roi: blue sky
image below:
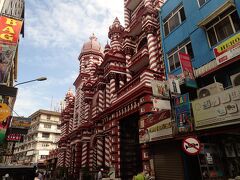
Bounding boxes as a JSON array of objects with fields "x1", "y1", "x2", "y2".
[{"x1": 14, "y1": 0, "x2": 124, "y2": 117}]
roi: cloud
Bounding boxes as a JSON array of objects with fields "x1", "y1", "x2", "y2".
[{"x1": 25, "y1": 0, "x2": 124, "y2": 48}]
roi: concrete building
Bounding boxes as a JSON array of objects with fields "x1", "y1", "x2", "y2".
[
  {"x1": 159, "y1": 0, "x2": 240, "y2": 179},
  {"x1": 14, "y1": 110, "x2": 61, "y2": 166}
]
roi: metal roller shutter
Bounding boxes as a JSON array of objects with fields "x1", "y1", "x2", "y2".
[{"x1": 152, "y1": 142, "x2": 185, "y2": 180}]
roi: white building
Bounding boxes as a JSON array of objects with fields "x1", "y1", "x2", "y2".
[{"x1": 14, "y1": 109, "x2": 61, "y2": 165}]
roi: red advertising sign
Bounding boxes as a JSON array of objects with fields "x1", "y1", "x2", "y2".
[
  {"x1": 179, "y1": 52, "x2": 197, "y2": 88},
  {"x1": 0, "y1": 16, "x2": 23, "y2": 45},
  {"x1": 6, "y1": 133, "x2": 22, "y2": 141}
]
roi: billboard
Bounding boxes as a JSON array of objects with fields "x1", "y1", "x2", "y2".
[
  {"x1": 214, "y1": 33, "x2": 240, "y2": 65},
  {"x1": 139, "y1": 110, "x2": 172, "y2": 143},
  {"x1": 179, "y1": 52, "x2": 197, "y2": 88},
  {"x1": 151, "y1": 80, "x2": 169, "y2": 98},
  {"x1": 174, "y1": 93, "x2": 192, "y2": 133},
  {"x1": 192, "y1": 85, "x2": 240, "y2": 130},
  {"x1": 11, "y1": 116, "x2": 31, "y2": 129}
]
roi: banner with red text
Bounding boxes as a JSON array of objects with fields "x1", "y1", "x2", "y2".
[{"x1": 179, "y1": 52, "x2": 197, "y2": 88}]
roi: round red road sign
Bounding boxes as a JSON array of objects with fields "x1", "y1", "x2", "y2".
[{"x1": 182, "y1": 137, "x2": 200, "y2": 155}]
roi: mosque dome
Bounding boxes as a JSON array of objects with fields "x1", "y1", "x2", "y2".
[{"x1": 81, "y1": 34, "x2": 103, "y2": 54}]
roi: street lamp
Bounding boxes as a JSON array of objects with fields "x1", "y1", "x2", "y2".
[{"x1": 14, "y1": 77, "x2": 47, "y2": 87}]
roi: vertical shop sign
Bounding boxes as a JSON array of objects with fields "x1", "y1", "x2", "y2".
[
  {"x1": 0, "y1": 116, "x2": 10, "y2": 143},
  {"x1": 174, "y1": 93, "x2": 192, "y2": 133},
  {"x1": 179, "y1": 52, "x2": 197, "y2": 88},
  {"x1": 168, "y1": 74, "x2": 181, "y2": 94},
  {"x1": 0, "y1": 16, "x2": 23, "y2": 45}
]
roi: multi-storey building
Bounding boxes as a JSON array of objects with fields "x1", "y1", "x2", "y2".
[
  {"x1": 14, "y1": 110, "x2": 61, "y2": 166},
  {"x1": 0, "y1": 0, "x2": 24, "y2": 162},
  {"x1": 159, "y1": 0, "x2": 240, "y2": 179},
  {"x1": 57, "y1": 0, "x2": 167, "y2": 179}
]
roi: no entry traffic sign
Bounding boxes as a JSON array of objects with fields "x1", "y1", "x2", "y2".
[{"x1": 182, "y1": 137, "x2": 200, "y2": 155}]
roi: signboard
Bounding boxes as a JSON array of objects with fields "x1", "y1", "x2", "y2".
[
  {"x1": 0, "y1": 16, "x2": 23, "y2": 45},
  {"x1": 11, "y1": 116, "x2": 31, "y2": 129},
  {"x1": 179, "y1": 52, "x2": 197, "y2": 88},
  {"x1": 0, "y1": 44, "x2": 17, "y2": 82},
  {"x1": 6, "y1": 133, "x2": 22, "y2": 141},
  {"x1": 0, "y1": 103, "x2": 11, "y2": 121},
  {"x1": 168, "y1": 74, "x2": 181, "y2": 94},
  {"x1": 152, "y1": 98, "x2": 171, "y2": 110},
  {"x1": 174, "y1": 93, "x2": 192, "y2": 133},
  {"x1": 139, "y1": 110, "x2": 172, "y2": 143},
  {"x1": 0, "y1": 116, "x2": 10, "y2": 143},
  {"x1": 192, "y1": 85, "x2": 240, "y2": 130},
  {"x1": 151, "y1": 80, "x2": 169, "y2": 98},
  {"x1": 182, "y1": 137, "x2": 200, "y2": 155},
  {"x1": 214, "y1": 33, "x2": 240, "y2": 65}
]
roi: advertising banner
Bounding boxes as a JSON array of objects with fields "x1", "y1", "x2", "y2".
[
  {"x1": 179, "y1": 52, "x2": 197, "y2": 88},
  {"x1": 0, "y1": 16, "x2": 23, "y2": 45},
  {"x1": 152, "y1": 98, "x2": 171, "y2": 110},
  {"x1": 0, "y1": 116, "x2": 10, "y2": 143},
  {"x1": 11, "y1": 116, "x2": 31, "y2": 129},
  {"x1": 0, "y1": 44, "x2": 17, "y2": 82},
  {"x1": 214, "y1": 33, "x2": 240, "y2": 65},
  {"x1": 174, "y1": 93, "x2": 192, "y2": 133},
  {"x1": 0, "y1": 102, "x2": 11, "y2": 122},
  {"x1": 139, "y1": 110, "x2": 172, "y2": 143},
  {"x1": 192, "y1": 85, "x2": 240, "y2": 130},
  {"x1": 6, "y1": 133, "x2": 22, "y2": 141},
  {"x1": 168, "y1": 74, "x2": 181, "y2": 94},
  {"x1": 151, "y1": 80, "x2": 169, "y2": 98}
]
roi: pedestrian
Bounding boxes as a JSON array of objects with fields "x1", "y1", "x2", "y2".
[
  {"x1": 38, "y1": 171, "x2": 43, "y2": 180},
  {"x1": 133, "y1": 171, "x2": 145, "y2": 180},
  {"x1": 97, "y1": 168, "x2": 103, "y2": 180}
]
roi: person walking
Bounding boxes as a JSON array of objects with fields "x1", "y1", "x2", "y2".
[{"x1": 97, "y1": 168, "x2": 103, "y2": 180}]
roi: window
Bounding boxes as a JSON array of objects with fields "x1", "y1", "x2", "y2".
[
  {"x1": 164, "y1": 6, "x2": 186, "y2": 36},
  {"x1": 42, "y1": 143, "x2": 49, "y2": 147},
  {"x1": 42, "y1": 133, "x2": 50, "y2": 138},
  {"x1": 40, "y1": 155, "x2": 47, "y2": 159},
  {"x1": 198, "y1": 0, "x2": 207, "y2": 7},
  {"x1": 46, "y1": 115, "x2": 51, "y2": 120},
  {"x1": 206, "y1": 8, "x2": 240, "y2": 47},
  {"x1": 167, "y1": 41, "x2": 194, "y2": 72},
  {"x1": 44, "y1": 124, "x2": 51, "y2": 129}
]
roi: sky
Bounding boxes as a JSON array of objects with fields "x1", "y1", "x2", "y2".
[{"x1": 14, "y1": 0, "x2": 124, "y2": 117}]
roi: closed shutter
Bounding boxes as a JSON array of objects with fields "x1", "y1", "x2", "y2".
[{"x1": 152, "y1": 142, "x2": 184, "y2": 180}]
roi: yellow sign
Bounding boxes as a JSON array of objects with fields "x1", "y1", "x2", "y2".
[{"x1": 0, "y1": 103, "x2": 10, "y2": 121}]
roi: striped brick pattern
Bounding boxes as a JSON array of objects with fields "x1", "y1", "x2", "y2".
[
  {"x1": 119, "y1": 80, "x2": 124, "y2": 88},
  {"x1": 110, "y1": 78, "x2": 116, "y2": 103},
  {"x1": 66, "y1": 144, "x2": 71, "y2": 168},
  {"x1": 126, "y1": 54, "x2": 132, "y2": 82},
  {"x1": 98, "y1": 90, "x2": 104, "y2": 112},
  {"x1": 89, "y1": 147, "x2": 94, "y2": 171},
  {"x1": 57, "y1": 150, "x2": 65, "y2": 167},
  {"x1": 105, "y1": 136, "x2": 111, "y2": 167},
  {"x1": 147, "y1": 33, "x2": 158, "y2": 71},
  {"x1": 93, "y1": 146, "x2": 97, "y2": 170},
  {"x1": 96, "y1": 137, "x2": 104, "y2": 167},
  {"x1": 144, "y1": 0, "x2": 152, "y2": 7},
  {"x1": 124, "y1": 0, "x2": 130, "y2": 27},
  {"x1": 106, "y1": 84, "x2": 111, "y2": 108},
  {"x1": 81, "y1": 142, "x2": 88, "y2": 167},
  {"x1": 111, "y1": 37, "x2": 122, "y2": 50}
]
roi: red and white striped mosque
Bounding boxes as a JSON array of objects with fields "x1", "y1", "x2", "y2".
[{"x1": 57, "y1": 0, "x2": 165, "y2": 179}]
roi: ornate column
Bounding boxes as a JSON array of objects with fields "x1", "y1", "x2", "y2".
[
  {"x1": 144, "y1": 25, "x2": 159, "y2": 72},
  {"x1": 98, "y1": 84, "x2": 105, "y2": 112},
  {"x1": 104, "y1": 135, "x2": 112, "y2": 168},
  {"x1": 123, "y1": 37, "x2": 134, "y2": 82},
  {"x1": 109, "y1": 73, "x2": 116, "y2": 103},
  {"x1": 74, "y1": 143, "x2": 82, "y2": 176},
  {"x1": 124, "y1": 0, "x2": 131, "y2": 27},
  {"x1": 96, "y1": 136, "x2": 104, "y2": 168},
  {"x1": 81, "y1": 142, "x2": 89, "y2": 167},
  {"x1": 106, "y1": 83, "x2": 111, "y2": 108}
]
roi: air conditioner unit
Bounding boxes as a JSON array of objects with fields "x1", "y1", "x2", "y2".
[
  {"x1": 197, "y1": 82, "x2": 224, "y2": 99},
  {"x1": 230, "y1": 72, "x2": 240, "y2": 87}
]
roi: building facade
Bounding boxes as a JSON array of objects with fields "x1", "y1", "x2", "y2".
[
  {"x1": 57, "y1": 0, "x2": 166, "y2": 179},
  {"x1": 160, "y1": 0, "x2": 240, "y2": 179},
  {"x1": 0, "y1": 0, "x2": 24, "y2": 162},
  {"x1": 13, "y1": 110, "x2": 61, "y2": 166}
]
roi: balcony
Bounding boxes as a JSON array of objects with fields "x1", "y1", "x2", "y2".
[
  {"x1": 37, "y1": 127, "x2": 61, "y2": 134},
  {"x1": 125, "y1": 0, "x2": 142, "y2": 11},
  {"x1": 129, "y1": 46, "x2": 149, "y2": 73}
]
